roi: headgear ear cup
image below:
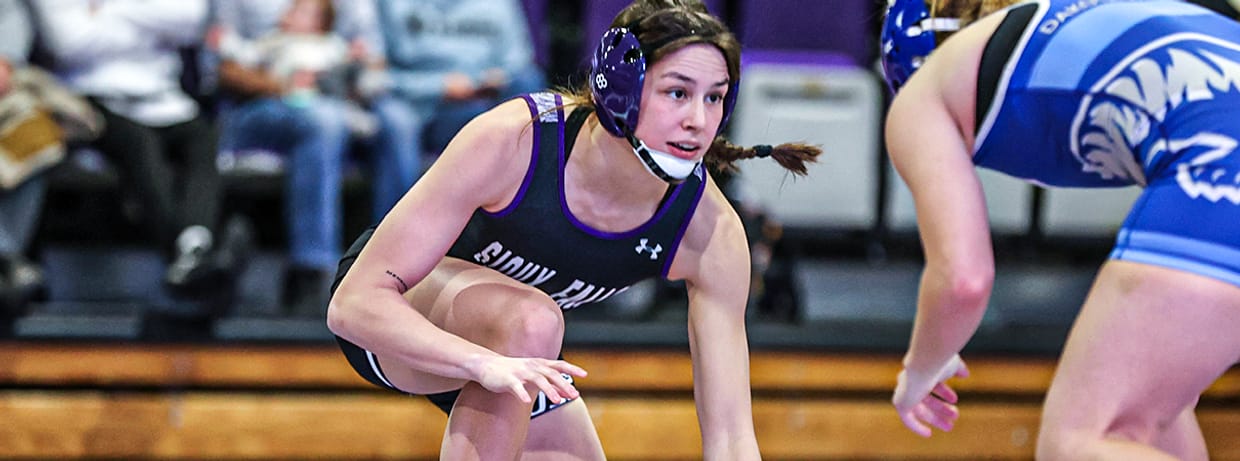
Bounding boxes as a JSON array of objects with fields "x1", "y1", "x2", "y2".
[
  {"x1": 590, "y1": 26, "x2": 739, "y2": 137},
  {"x1": 590, "y1": 27, "x2": 646, "y2": 137}
]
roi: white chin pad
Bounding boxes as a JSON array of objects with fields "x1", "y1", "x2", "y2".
[{"x1": 631, "y1": 138, "x2": 699, "y2": 182}]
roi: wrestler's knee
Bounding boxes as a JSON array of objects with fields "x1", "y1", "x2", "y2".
[
  {"x1": 457, "y1": 285, "x2": 565, "y2": 359},
  {"x1": 1037, "y1": 411, "x2": 1170, "y2": 460},
  {"x1": 1037, "y1": 425, "x2": 1090, "y2": 461}
]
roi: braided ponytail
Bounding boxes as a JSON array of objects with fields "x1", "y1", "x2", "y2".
[{"x1": 704, "y1": 137, "x2": 822, "y2": 176}]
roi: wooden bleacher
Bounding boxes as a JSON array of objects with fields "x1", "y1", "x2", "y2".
[{"x1": 1, "y1": 342, "x2": 1238, "y2": 460}]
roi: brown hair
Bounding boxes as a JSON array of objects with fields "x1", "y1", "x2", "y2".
[
  {"x1": 932, "y1": 0, "x2": 1020, "y2": 40},
  {"x1": 294, "y1": 0, "x2": 336, "y2": 33},
  {"x1": 319, "y1": 0, "x2": 336, "y2": 32},
  {"x1": 562, "y1": 0, "x2": 820, "y2": 176}
]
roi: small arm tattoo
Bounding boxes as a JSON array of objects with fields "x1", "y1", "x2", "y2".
[{"x1": 385, "y1": 270, "x2": 410, "y2": 292}]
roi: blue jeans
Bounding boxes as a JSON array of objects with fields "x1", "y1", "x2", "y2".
[
  {"x1": 422, "y1": 66, "x2": 548, "y2": 155},
  {"x1": 0, "y1": 176, "x2": 46, "y2": 255},
  {"x1": 221, "y1": 97, "x2": 349, "y2": 271},
  {"x1": 365, "y1": 96, "x2": 422, "y2": 220}
]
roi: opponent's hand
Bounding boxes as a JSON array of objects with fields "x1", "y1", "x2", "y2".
[
  {"x1": 473, "y1": 356, "x2": 587, "y2": 404},
  {"x1": 893, "y1": 354, "x2": 969, "y2": 437}
]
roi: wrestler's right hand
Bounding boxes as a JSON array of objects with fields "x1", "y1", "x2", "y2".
[{"x1": 472, "y1": 356, "x2": 588, "y2": 404}]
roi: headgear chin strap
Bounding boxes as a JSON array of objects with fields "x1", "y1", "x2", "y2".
[
  {"x1": 880, "y1": 0, "x2": 960, "y2": 93},
  {"x1": 628, "y1": 135, "x2": 699, "y2": 184}
]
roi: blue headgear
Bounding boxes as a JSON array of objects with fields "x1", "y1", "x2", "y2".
[
  {"x1": 589, "y1": 25, "x2": 738, "y2": 183},
  {"x1": 880, "y1": 0, "x2": 960, "y2": 93}
]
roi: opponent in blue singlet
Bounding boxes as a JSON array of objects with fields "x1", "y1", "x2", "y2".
[
  {"x1": 975, "y1": 0, "x2": 1240, "y2": 286},
  {"x1": 881, "y1": 0, "x2": 1240, "y2": 451}
]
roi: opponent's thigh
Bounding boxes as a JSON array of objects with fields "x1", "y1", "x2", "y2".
[{"x1": 1039, "y1": 261, "x2": 1240, "y2": 456}]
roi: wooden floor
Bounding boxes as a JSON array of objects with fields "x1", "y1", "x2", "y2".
[{"x1": 1, "y1": 342, "x2": 1238, "y2": 460}]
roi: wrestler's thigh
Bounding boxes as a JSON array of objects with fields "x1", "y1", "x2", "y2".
[{"x1": 375, "y1": 257, "x2": 562, "y2": 395}]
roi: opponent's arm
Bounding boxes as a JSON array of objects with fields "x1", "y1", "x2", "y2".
[
  {"x1": 885, "y1": 22, "x2": 996, "y2": 436},
  {"x1": 674, "y1": 180, "x2": 761, "y2": 460}
]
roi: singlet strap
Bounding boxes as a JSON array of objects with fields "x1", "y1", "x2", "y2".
[
  {"x1": 484, "y1": 92, "x2": 564, "y2": 217},
  {"x1": 976, "y1": 2, "x2": 1037, "y2": 132}
]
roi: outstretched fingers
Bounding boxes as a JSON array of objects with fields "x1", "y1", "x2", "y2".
[
  {"x1": 542, "y1": 360, "x2": 586, "y2": 401},
  {"x1": 898, "y1": 407, "x2": 933, "y2": 438},
  {"x1": 521, "y1": 359, "x2": 586, "y2": 404},
  {"x1": 919, "y1": 395, "x2": 960, "y2": 431},
  {"x1": 550, "y1": 359, "x2": 588, "y2": 378},
  {"x1": 508, "y1": 382, "x2": 533, "y2": 403},
  {"x1": 477, "y1": 355, "x2": 589, "y2": 404},
  {"x1": 533, "y1": 368, "x2": 572, "y2": 404},
  {"x1": 931, "y1": 381, "x2": 958, "y2": 404},
  {"x1": 898, "y1": 396, "x2": 961, "y2": 437},
  {"x1": 893, "y1": 355, "x2": 971, "y2": 437}
]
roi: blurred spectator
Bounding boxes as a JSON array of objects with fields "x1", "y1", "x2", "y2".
[
  {"x1": 376, "y1": 0, "x2": 546, "y2": 155},
  {"x1": 211, "y1": 0, "x2": 377, "y2": 137},
  {"x1": 31, "y1": 0, "x2": 247, "y2": 307},
  {"x1": 211, "y1": 0, "x2": 418, "y2": 316},
  {"x1": 0, "y1": 0, "x2": 103, "y2": 315},
  {"x1": 0, "y1": 1, "x2": 33, "y2": 62}
]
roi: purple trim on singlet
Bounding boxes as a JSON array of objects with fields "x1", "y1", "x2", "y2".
[
  {"x1": 484, "y1": 94, "x2": 563, "y2": 217},
  {"x1": 556, "y1": 138, "x2": 691, "y2": 240},
  {"x1": 558, "y1": 117, "x2": 694, "y2": 239},
  {"x1": 660, "y1": 172, "x2": 707, "y2": 277}
]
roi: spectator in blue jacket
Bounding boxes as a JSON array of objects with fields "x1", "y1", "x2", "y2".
[{"x1": 376, "y1": 0, "x2": 546, "y2": 157}]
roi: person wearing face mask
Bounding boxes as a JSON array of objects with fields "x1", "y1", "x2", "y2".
[{"x1": 326, "y1": 1, "x2": 821, "y2": 459}]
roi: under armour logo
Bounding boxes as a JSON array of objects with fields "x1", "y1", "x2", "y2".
[
  {"x1": 594, "y1": 73, "x2": 608, "y2": 89},
  {"x1": 635, "y1": 238, "x2": 662, "y2": 260}
]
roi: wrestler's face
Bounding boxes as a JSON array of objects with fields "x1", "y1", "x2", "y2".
[{"x1": 632, "y1": 43, "x2": 729, "y2": 163}]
